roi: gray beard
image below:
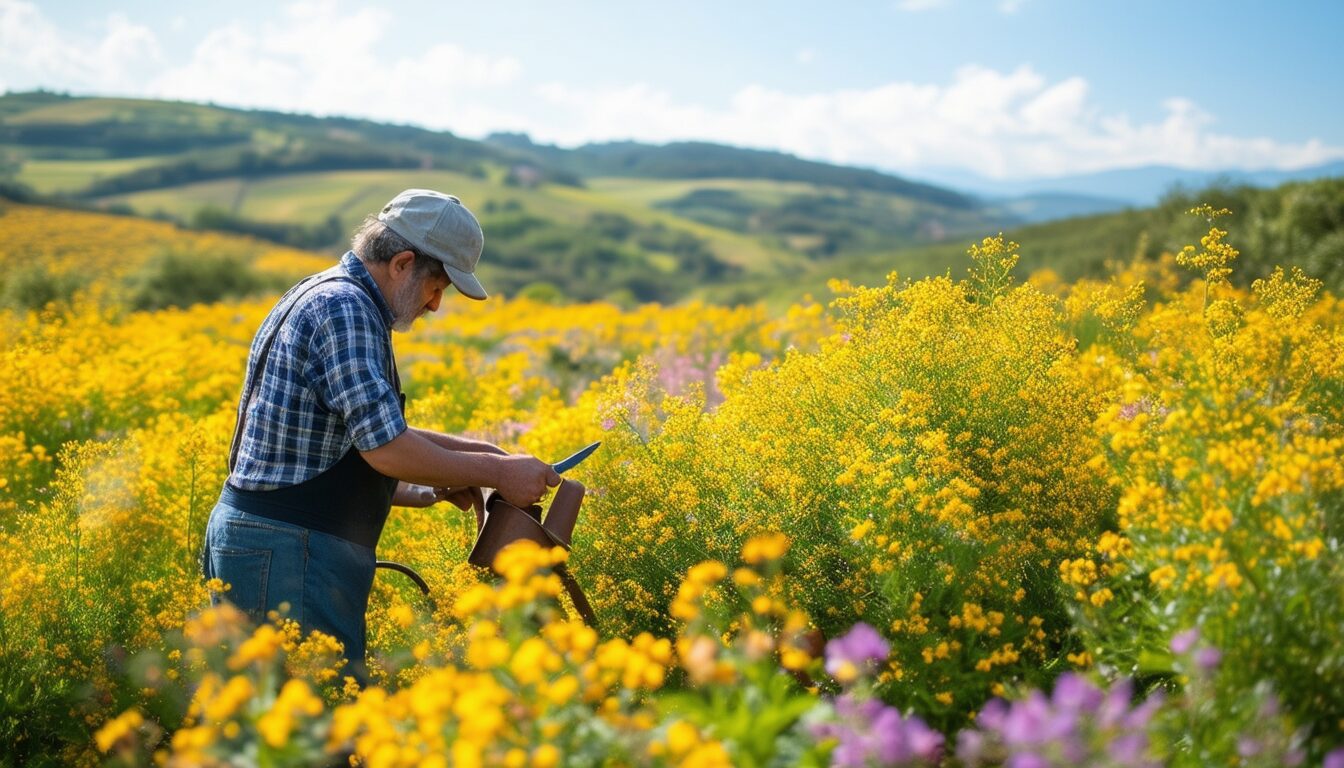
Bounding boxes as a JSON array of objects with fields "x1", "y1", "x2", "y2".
[{"x1": 390, "y1": 274, "x2": 425, "y2": 333}]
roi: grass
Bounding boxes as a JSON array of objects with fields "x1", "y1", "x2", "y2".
[
  {"x1": 95, "y1": 168, "x2": 805, "y2": 276},
  {"x1": 16, "y1": 155, "x2": 181, "y2": 195},
  {"x1": 586, "y1": 177, "x2": 824, "y2": 207},
  {"x1": 3, "y1": 96, "x2": 244, "y2": 129}
]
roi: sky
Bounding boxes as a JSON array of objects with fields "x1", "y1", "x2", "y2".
[{"x1": 3, "y1": 0, "x2": 1342, "y2": 182}]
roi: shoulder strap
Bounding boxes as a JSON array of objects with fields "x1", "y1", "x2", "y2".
[{"x1": 227, "y1": 274, "x2": 399, "y2": 473}]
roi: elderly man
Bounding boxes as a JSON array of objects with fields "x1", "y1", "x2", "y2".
[{"x1": 202, "y1": 189, "x2": 558, "y2": 683}]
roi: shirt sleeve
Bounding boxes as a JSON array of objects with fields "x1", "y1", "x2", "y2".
[{"x1": 301, "y1": 292, "x2": 407, "y2": 451}]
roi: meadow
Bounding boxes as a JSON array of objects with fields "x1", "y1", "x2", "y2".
[{"x1": 0, "y1": 202, "x2": 1341, "y2": 767}]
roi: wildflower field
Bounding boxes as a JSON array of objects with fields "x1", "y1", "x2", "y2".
[{"x1": 1, "y1": 202, "x2": 1342, "y2": 767}]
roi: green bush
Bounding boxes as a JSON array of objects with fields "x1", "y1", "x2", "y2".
[
  {"x1": 127, "y1": 248, "x2": 282, "y2": 310},
  {"x1": 0, "y1": 264, "x2": 86, "y2": 311}
]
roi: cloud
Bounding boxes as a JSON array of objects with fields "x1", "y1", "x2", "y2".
[
  {"x1": 529, "y1": 65, "x2": 1344, "y2": 178},
  {"x1": 998, "y1": 0, "x2": 1028, "y2": 14},
  {"x1": 0, "y1": 0, "x2": 524, "y2": 134},
  {"x1": 894, "y1": 0, "x2": 950, "y2": 10},
  {"x1": 0, "y1": 0, "x2": 162, "y2": 92},
  {"x1": 146, "y1": 1, "x2": 523, "y2": 133},
  {"x1": 2, "y1": 0, "x2": 1338, "y2": 179}
]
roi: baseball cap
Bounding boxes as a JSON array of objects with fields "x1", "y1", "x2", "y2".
[{"x1": 378, "y1": 189, "x2": 488, "y2": 300}]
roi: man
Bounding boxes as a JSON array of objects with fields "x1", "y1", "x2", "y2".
[{"x1": 202, "y1": 189, "x2": 559, "y2": 683}]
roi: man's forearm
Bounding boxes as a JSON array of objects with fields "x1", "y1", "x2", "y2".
[
  {"x1": 412, "y1": 427, "x2": 508, "y2": 456},
  {"x1": 364, "y1": 429, "x2": 560, "y2": 509},
  {"x1": 362, "y1": 429, "x2": 501, "y2": 489}
]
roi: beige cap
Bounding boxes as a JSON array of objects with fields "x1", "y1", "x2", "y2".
[{"x1": 378, "y1": 189, "x2": 487, "y2": 300}]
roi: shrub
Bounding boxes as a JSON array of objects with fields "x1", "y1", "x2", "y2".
[{"x1": 127, "y1": 248, "x2": 282, "y2": 310}]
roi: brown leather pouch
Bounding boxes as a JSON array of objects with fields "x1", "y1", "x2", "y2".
[{"x1": 468, "y1": 479, "x2": 597, "y2": 625}]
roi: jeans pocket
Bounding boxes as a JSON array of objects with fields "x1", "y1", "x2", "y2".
[{"x1": 210, "y1": 546, "x2": 271, "y2": 622}]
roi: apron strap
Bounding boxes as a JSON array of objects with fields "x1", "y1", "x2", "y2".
[{"x1": 228, "y1": 274, "x2": 399, "y2": 474}]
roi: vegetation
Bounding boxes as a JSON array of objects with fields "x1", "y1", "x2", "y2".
[
  {"x1": 1, "y1": 201, "x2": 1342, "y2": 765},
  {"x1": 5, "y1": 93, "x2": 1340, "y2": 312},
  {"x1": 0, "y1": 203, "x2": 327, "y2": 312},
  {"x1": 486, "y1": 134, "x2": 974, "y2": 208},
  {"x1": 742, "y1": 176, "x2": 1344, "y2": 305}
]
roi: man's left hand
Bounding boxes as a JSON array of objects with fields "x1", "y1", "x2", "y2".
[
  {"x1": 393, "y1": 481, "x2": 482, "y2": 510},
  {"x1": 438, "y1": 485, "x2": 484, "y2": 512}
]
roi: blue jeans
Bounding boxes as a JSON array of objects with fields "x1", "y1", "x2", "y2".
[{"x1": 202, "y1": 503, "x2": 376, "y2": 685}]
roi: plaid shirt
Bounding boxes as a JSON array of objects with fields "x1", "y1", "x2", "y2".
[{"x1": 229, "y1": 251, "x2": 407, "y2": 490}]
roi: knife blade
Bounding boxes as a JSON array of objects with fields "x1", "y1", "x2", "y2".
[{"x1": 552, "y1": 441, "x2": 601, "y2": 475}]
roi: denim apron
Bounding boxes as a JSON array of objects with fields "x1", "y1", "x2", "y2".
[{"x1": 203, "y1": 274, "x2": 402, "y2": 685}]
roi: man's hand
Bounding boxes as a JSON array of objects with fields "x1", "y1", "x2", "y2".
[
  {"x1": 439, "y1": 485, "x2": 484, "y2": 512},
  {"x1": 363, "y1": 431, "x2": 557, "y2": 509},
  {"x1": 494, "y1": 454, "x2": 561, "y2": 508},
  {"x1": 392, "y1": 481, "x2": 485, "y2": 512},
  {"x1": 392, "y1": 481, "x2": 441, "y2": 508}
]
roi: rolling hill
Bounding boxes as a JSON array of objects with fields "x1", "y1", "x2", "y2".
[
  {"x1": 2, "y1": 91, "x2": 1341, "y2": 306},
  {"x1": 0, "y1": 91, "x2": 1016, "y2": 303}
]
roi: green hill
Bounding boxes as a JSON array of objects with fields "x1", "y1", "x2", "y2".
[
  {"x1": 2, "y1": 91, "x2": 1340, "y2": 306},
  {"x1": 730, "y1": 177, "x2": 1344, "y2": 306}
]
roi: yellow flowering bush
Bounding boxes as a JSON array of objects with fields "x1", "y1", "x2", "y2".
[
  {"x1": 1069, "y1": 209, "x2": 1344, "y2": 749},
  {"x1": 576, "y1": 236, "x2": 1112, "y2": 727},
  {"x1": 95, "y1": 538, "x2": 828, "y2": 767},
  {"x1": 2, "y1": 201, "x2": 1343, "y2": 762}
]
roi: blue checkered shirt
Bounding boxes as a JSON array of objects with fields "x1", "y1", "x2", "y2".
[{"x1": 228, "y1": 251, "x2": 407, "y2": 490}]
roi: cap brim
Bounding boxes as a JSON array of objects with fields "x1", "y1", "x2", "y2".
[{"x1": 442, "y1": 262, "x2": 487, "y2": 300}]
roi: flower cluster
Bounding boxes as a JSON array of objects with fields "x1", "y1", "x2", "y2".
[{"x1": 955, "y1": 674, "x2": 1163, "y2": 767}]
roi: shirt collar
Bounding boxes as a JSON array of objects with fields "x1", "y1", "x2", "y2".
[{"x1": 340, "y1": 251, "x2": 396, "y2": 329}]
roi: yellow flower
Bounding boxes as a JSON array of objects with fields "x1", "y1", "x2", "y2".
[
  {"x1": 741, "y1": 533, "x2": 790, "y2": 565},
  {"x1": 94, "y1": 708, "x2": 143, "y2": 753},
  {"x1": 532, "y1": 744, "x2": 560, "y2": 768}
]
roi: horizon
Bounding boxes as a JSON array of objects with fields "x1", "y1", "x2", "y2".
[{"x1": 3, "y1": 0, "x2": 1342, "y2": 184}]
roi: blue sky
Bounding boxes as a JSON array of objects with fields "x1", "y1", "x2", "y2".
[{"x1": 3, "y1": 0, "x2": 1341, "y2": 180}]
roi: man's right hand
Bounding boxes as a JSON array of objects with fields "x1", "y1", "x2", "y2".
[{"x1": 494, "y1": 454, "x2": 562, "y2": 508}]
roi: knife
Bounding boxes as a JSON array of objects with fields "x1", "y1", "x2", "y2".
[{"x1": 552, "y1": 441, "x2": 601, "y2": 475}]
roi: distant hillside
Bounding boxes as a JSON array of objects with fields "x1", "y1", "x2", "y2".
[
  {"x1": 0, "y1": 201, "x2": 327, "y2": 312},
  {"x1": 0, "y1": 91, "x2": 1013, "y2": 304},
  {"x1": 919, "y1": 161, "x2": 1344, "y2": 207},
  {"x1": 728, "y1": 175, "x2": 1344, "y2": 306},
  {"x1": 0, "y1": 91, "x2": 573, "y2": 198},
  {"x1": 980, "y1": 192, "x2": 1136, "y2": 224},
  {"x1": 486, "y1": 133, "x2": 974, "y2": 209}
]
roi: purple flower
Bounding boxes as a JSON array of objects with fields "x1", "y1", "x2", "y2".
[
  {"x1": 1006, "y1": 753, "x2": 1049, "y2": 768},
  {"x1": 1052, "y1": 673, "x2": 1105, "y2": 714},
  {"x1": 825, "y1": 623, "x2": 890, "y2": 682},
  {"x1": 956, "y1": 729, "x2": 987, "y2": 763},
  {"x1": 1108, "y1": 733, "x2": 1148, "y2": 763},
  {"x1": 1170, "y1": 628, "x2": 1199, "y2": 655},
  {"x1": 1098, "y1": 678, "x2": 1136, "y2": 728},
  {"x1": 819, "y1": 693, "x2": 942, "y2": 767},
  {"x1": 957, "y1": 676, "x2": 1162, "y2": 768},
  {"x1": 976, "y1": 698, "x2": 1009, "y2": 730},
  {"x1": 1324, "y1": 747, "x2": 1344, "y2": 768},
  {"x1": 1193, "y1": 646, "x2": 1222, "y2": 672},
  {"x1": 1121, "y1": 690, "x2": 1164, "y2": 731}
]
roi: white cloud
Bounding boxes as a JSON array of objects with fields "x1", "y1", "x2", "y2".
[
  {"x1": 0, "y1": 0, "x2": 161, "y2": 93},
  {"x1": 2, "y1": 0, "x2": 1338, "y2": 180},
  {"x1": 895, "y1": 0, "x2": 950, "y2": 11},
  {"x1": 998, "y1": 0, "x2": 1028, "y2": 14},
  {"x1": 146, "y1": 1, "x2": 523, "y2": 132},
  {"x1": 527, "y1": 65, "x2": 1344, "y2": 178}
]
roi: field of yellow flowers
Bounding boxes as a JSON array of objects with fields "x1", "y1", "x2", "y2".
[{"x1": 1, "y1": 202, "x2": 1342, "y2": 767}]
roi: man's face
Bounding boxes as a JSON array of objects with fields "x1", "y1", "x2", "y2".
[{"x1": 390, "y1": 263, "x2": 451, "y2": 332}]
